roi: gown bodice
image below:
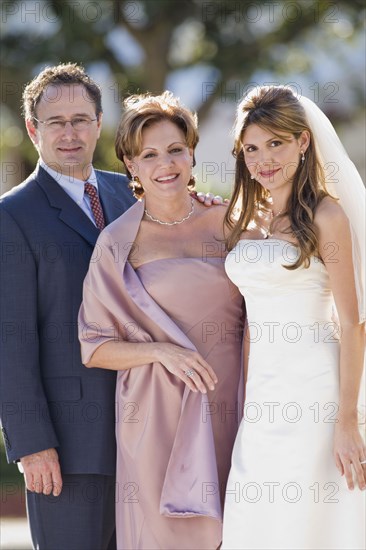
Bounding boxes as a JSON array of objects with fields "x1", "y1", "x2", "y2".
[{"x1": 225, "y1": 239, "x2": 336, "y2": 326}]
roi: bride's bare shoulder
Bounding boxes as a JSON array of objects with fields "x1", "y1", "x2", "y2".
[{"x1": 315, "y1": 196, "x2": 348, "y2": 226}]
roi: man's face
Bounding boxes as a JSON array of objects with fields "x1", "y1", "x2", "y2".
[{"x1": 26, "y1": 84, "x2": 102, "y2": 180}]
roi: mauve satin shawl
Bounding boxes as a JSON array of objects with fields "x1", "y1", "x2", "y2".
[{"x1": 78, "y1": 200, "x2": 222, "y2": 522}]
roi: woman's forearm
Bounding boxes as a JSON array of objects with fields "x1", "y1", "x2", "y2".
[
  {"x1": 86, "y1": 340, "x2": 161, "y2": 371},
  {"x1": 85, "y1": 339, "x2": 218, "y2": 393},
  {"x1": 338, "y1": 323, "x2": 365, "y2": 423}
]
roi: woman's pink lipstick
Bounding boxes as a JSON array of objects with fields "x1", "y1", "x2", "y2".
[{"x1": 258, "y1": 168, "x2": 281, "y2": 178}]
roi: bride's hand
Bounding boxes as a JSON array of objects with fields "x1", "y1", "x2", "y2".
[
  {"x1": 154, "y1": 343, "x2": 218, "y2": 394},
  {"x1": 333, "y1": 419, "x2": 366, "y2": 490}
]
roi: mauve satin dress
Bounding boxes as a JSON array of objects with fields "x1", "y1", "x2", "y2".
[{"x1": 79, "y1": 201, "x2": 244, "y2": 549}]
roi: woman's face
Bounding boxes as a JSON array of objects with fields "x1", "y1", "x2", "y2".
[
  {"x1": 241, "y1": 124, "x2": 309, "y2": 193},
  {"x1": 125, "y1": 119, "x2": 193, "y2": 199}
]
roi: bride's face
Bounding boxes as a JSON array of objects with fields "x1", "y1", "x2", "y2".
[
  {"x1": 241, "y1": 124, "x2": 309, "y2": 193},
  {"x1": 125, "y1": 120, "x2": 193, "y2": 200}
]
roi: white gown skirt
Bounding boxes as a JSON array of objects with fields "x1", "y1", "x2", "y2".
[{"x1": 222, "y1": 327, "x2": 366, "y2": 550}]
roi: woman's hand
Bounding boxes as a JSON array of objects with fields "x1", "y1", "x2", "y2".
[
  {"x1": 155, "y1": 342, "x2": 218, "y2": 393},
  {"x1": 191, "y1": 191, "x2": 229, "y2": 206},
  {"x1": 334, "y1": 418, "x2": 366, "y2": 490}
]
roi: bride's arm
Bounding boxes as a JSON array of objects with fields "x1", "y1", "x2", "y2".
[{"x1": 315, "y1": 197, "x2": 366, "y2": 491}]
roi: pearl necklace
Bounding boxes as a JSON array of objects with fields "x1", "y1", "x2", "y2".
[{"x1": 144, "y1": 198, "x2": 195, "y2": 226}]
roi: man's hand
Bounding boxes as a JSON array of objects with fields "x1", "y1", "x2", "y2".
[
  {"x1": 20, "y1": 448, "x2": 62, "y2": 496},
  {"x1": 191, "y1": 191, "x2": 229, "y2": 206}
]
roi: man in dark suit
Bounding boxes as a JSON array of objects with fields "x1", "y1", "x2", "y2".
[{"x1": 0, "y1": 63, "x2": 135, "y2": 549}]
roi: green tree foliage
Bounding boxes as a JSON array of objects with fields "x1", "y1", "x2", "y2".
[{"x1": 0, "y1": 0, "x2": 364, "y2": 182}]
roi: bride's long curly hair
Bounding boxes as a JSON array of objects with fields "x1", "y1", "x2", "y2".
[{"x1": 224, "y1": 86, "x2": 332, "y2": 269}]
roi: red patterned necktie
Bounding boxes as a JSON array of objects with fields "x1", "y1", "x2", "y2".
[{"x1": 84, "y1": 182, "x2": 106, "y2": 231}]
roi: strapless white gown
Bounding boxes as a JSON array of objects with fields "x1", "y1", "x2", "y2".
[{"x1": 222, "y1": 239, "x2": 366, "y2": 550}]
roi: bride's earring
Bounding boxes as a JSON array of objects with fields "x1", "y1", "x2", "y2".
[{"x1": 301, "y1": 150, "x2": 305, "y2": 163}]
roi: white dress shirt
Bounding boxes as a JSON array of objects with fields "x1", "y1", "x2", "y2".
[{"x1": 39, "y1": 159, "x2": 100, "y2": 226}]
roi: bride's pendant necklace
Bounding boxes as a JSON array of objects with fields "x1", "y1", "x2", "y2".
[
  {"x1": 144, "y1": 198, "x2": 195, "y2": 226},
  {"x1": 263, "y1": 208, "x2": 284, "y2": 239}
]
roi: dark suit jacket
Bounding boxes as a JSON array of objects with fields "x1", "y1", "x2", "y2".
[{"x1": 0, "y1": 165, "x2": 135, "y2": 474}]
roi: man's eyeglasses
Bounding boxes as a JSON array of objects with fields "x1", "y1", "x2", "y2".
[{"x1": 33, "y1": 117, "x2": 98, "y2": 131}]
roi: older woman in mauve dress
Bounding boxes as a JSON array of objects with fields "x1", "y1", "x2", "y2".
[{"x1": 78, "y1": 91, "x2": 245, "y2": 550}]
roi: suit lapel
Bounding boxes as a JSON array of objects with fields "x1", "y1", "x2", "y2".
[
  {"x1": 96, "y1": 171, "x2": 128, "y2": 225},
  {"x1": 35, "y1": 166, "x2": 99, "y2": 246}
]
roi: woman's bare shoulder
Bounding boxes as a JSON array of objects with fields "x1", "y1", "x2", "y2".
[{"x1": 315, "y1": 196, "x2": 348, "y2": 226}]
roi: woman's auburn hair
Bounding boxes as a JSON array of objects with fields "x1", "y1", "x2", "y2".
[
  {"x1": 224, "y1": 86, "x2": 332, "y2": 270},
  {"x1": 115, "y1": 91, "x2": 199, "y2": 198}
]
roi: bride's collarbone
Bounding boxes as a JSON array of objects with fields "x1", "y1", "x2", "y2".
[{"x1": 240, "y1": 228, "x2": 298, "y2": 246}]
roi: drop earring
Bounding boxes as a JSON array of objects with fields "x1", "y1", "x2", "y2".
[
  {"x1": 301, "y1": 151, "x2": 305, "y2": 163},
  {"x1": 129, "y1": 174, "x2": 144, "y2": 197}
]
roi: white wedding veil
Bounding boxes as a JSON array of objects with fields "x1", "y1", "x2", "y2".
[{"x1": 299, "y1": 95, "x2": 366, "y2": 325}]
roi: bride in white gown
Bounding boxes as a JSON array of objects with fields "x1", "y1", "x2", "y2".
[{"x1": 222, "y1": 86, "x2": 366, "y2": 550}]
